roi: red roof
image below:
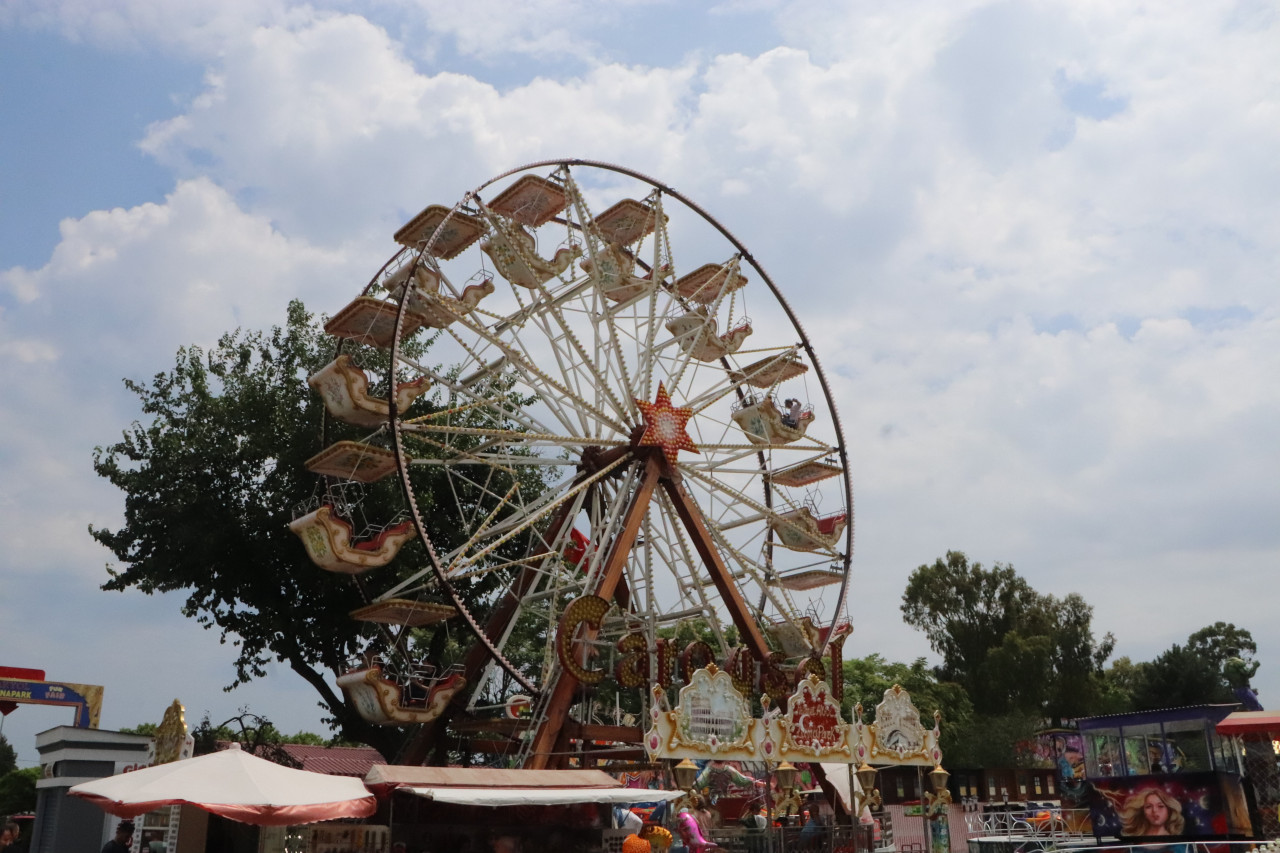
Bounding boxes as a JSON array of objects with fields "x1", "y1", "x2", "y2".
[
  {"x1": 278, "y1": 744, "x2": 387, "y2": 777},
  {"x1": 1217, "y1": 711, "x2": 1280, "y2": 735}
]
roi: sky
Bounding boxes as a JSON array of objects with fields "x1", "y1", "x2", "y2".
[{"x1": 1, "y1": 0, "x2": 1277, "y2": 768}]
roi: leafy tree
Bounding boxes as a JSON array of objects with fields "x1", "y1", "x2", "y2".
[
  {"x1": 1095, "y1": 656, "x2": 1145, "y2": 713},
  {"x1": 0, "y1": 766, "x2": 38, "y2": 816},
  {"x1": 90, "y1": 301, "x2": 549, "y2": 760},
  {"x1": 1188, "y1": 622, "x2": 1259, "y2": 686},
  {"x1": 0, "y1": 734, "x2": 15, "y2": 776},
  {"x1": 901, "y1": 551, "x2": 1113, "y2": 720},
  {"x1": 1131, "y1": 623, "x2": 1259, "y2": 710}
]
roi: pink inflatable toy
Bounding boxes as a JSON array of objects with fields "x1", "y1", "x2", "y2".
[{"x1": 677, "y1": 812, "x2": 721, "y2": 853}]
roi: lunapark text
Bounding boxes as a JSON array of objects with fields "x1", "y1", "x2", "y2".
[{"x1": 555, "y1": 593, "x2": 852, "y2": 704}]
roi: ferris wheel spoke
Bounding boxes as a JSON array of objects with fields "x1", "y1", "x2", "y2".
[
  {"x1": 472, "y1": 200, "x2": 630, "y2": 430},
  {"x1": 451, "y1": 310, "x2": 628, "y2": 437},
  {"x1": 394, "y1": 351, "x2": 556, "y2": 438},
  {"x1": 520, "y1": 276, "x2": 634, "y2": 428},
  {"x1": 682, "y1": 463, "x2": 844, "y2": 567},
  {"x1": 402, "y1": 421, "x2": 623, "y2": 449},
  {"x1": 444, "y1": 454, "x2": 633, "y2": 580}
]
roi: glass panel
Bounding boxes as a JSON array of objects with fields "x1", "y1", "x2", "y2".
[
  {"x1": 1120, "y1": 722, "x2": 1162, "y2": 775},
  {"x1": 1123, "y1": 735, "x2": 1150, "y2": 774},
  {"x1": 1166, "y1": 726, "x2": 1211, "y2": 772},
  {"x1": 1086, "y1": 733, "x2": 1121, "y2": 777}
]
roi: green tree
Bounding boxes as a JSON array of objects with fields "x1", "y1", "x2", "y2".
[
  {"x1": 1188, "y1": 622, "x2": 1259, "y2": 686},
  {"x1": 901, "y1": 551, "x2": 1113, "y2": 720},
  {"x1": 0, "y1": 734, "x2": 15, "y2": 776},
  {"x1": 0, "y1": 766, "x2": 38, "y2": 816},
  {"x1": 90, "y1": 301, "x2": 548, "y2": 760},
  {"x1": 1131, "y1": 623, "x2": 1259, "y2": 710}
]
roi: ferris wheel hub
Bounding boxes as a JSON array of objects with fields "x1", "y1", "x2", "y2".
[{"x1": 633, "y1": 381, "x2": 699, "y2": 466}]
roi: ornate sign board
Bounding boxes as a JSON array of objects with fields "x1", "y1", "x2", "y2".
[
  {"x1": 645, "y1": 667, "x2": 942, "y2": 767},
  {"x1": 148, "y1": 699, "x2": 195, "y2": 765},
  {"x1": 851, "y1": 684, "x2": 943, "y2": 768},
  {"x1": 777, "y1": 675, "x2": 854, "y2": 760},
  {"x1": 645, "y1": 667, "x2": 855, "y2": 763},
  {"x1": 646, "y1": 665, "x2": 764, "y2": 761}
]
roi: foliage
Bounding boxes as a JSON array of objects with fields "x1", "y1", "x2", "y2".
[
  {"x1": 119, "y1": 723, "x2": 158, "y2": 737},
  {"x1": 901, "y1": 551, "x2": 1114, "y2": 721},
  {"x1": 0, "y1": 735, "x2": 14, "y2": 776},
  {"x1": 90, "y1": 305, "x2": 411, "y2": 755},
  {"x1": 1128, "y1": 623, "x2": 1259, "y2": 710},
  {"x1": 190, "y1": 712, "x2": 335, "y2": 766},
  {"x1": 89, "y1": 301, "x2": 394, "y2": 749},
  {"x1": 0, "y1": 766, "x2": 38, "y2": 816},
  {"x1": 1188, "y1": 622, "x2": 1258, "y2": 686},
  {"x1": 90, "y1": 300, "x2": 553, "y2": 760}
]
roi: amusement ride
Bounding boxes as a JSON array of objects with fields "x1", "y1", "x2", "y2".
[{"x1": 290, "y1": 160, "x2": 854, "y2": 769}]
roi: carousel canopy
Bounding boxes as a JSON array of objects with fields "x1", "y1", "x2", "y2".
[{"x1": 69, "y1": 743, "x2": 376, "y2": 827}]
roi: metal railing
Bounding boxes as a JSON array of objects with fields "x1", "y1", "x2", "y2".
[
  {"x1": 962, "y1": 807, "x2": 1093, "y2": 841},
  {"x1": 704, "y1": 824, "x2": 866, "y2": 853}
]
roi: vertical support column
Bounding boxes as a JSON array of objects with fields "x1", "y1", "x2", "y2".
[{"x1": 524, "y1": 454, "x2": 663, "y2": 769}]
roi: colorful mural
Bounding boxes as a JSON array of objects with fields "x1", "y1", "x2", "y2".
[{"x1": 1089, "y1": 773, "x2": 1252, "y2": 840}]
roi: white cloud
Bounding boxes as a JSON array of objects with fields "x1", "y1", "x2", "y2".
[{"x1": 2, "y1": 0, "x2": 1279, "y2": 758}]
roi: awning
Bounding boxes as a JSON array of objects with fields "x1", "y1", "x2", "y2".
[
  {"x1": 403, "y1": 786, "x2": 684, "y2": 807},
  {"x1": 68, "y1": 743, "x2": 376, "y2": 827},
  {"x1": 1217, "y1": 711, "x2": 1280, "y2": 735}
]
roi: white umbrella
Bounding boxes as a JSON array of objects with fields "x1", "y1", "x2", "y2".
[{"x1": 69, "y1": 743, "x2": 377, "y2": 827}]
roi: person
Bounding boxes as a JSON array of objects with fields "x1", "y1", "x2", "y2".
[
  {"x1": 781, "y1": 398, "x2": 801, "y2": 428},
  {"x1": 799, "y1": 810, "x2": 823, "y2": 852},
  {"x1": 1120, "y1": 788, "x2": 1184, "y2": 837},
  {"x1": 101, "y1": 821, "x2": 134, "y2": 853},
  {"x1": 490, "y1": 835, "x2": 520, "y2": 853},
  {"x1": 738, "y1": 809, "x2": 767, "y2": 853},
  {"x1": 0, "y1": 825, "x2": 12, "y2": 850}
]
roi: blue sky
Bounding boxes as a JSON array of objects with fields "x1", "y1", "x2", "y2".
[{"x1": 1, "y1": 0, "x2": 1278, "y2": 768}]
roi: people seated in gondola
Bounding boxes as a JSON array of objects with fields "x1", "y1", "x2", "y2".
[
  {"x1": 782, "y1": 398, "x2": 803, "y2": 428},
  {"x1": 402, "y1": 663, "x2": 438, "y2": 707}
]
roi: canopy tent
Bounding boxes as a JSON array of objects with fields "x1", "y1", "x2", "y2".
[
  {"x1": 1217, "y1": 711, "x2": 1280, "y2": 735},
  {"x1": 366, "y1": 765, "x2": 680, "y2": 807},
  {"x1": 819, "y1": 763, "x2": 871, "y2": 817},
  {"x1": 69, "y1": 743, "x2": 377, "y2": 827}
]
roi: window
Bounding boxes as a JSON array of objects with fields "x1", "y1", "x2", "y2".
[
  {"x1": 1164, "y1": 720, "x2": 1211, "y2": 772},
  {"x1": 1085, "y1": 730, "x2": 1121, "y2": 777}
]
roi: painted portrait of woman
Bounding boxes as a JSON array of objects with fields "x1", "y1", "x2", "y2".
[{"x1": 1120, "y1": 788, "x2": 1186, "y2": 837}]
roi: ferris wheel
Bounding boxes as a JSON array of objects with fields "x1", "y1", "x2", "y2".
[{"x1": 293, "y1": 160, "x2": 854, "y2": 768}]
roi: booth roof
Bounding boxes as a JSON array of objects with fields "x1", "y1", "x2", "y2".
[
  {"x1": 400, "y1": 786, "x2": 683, "y2": 807},
  {"x1": 364, "y1": 766, "x2": 625, "y2": 791},
  {"x1": 1217, "y1": 711, "x2": 1280, "y2": 735}
]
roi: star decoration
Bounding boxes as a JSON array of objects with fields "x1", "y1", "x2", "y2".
[{"x1": 635, "y1": 382, "x2": 699, "y2": 466}]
